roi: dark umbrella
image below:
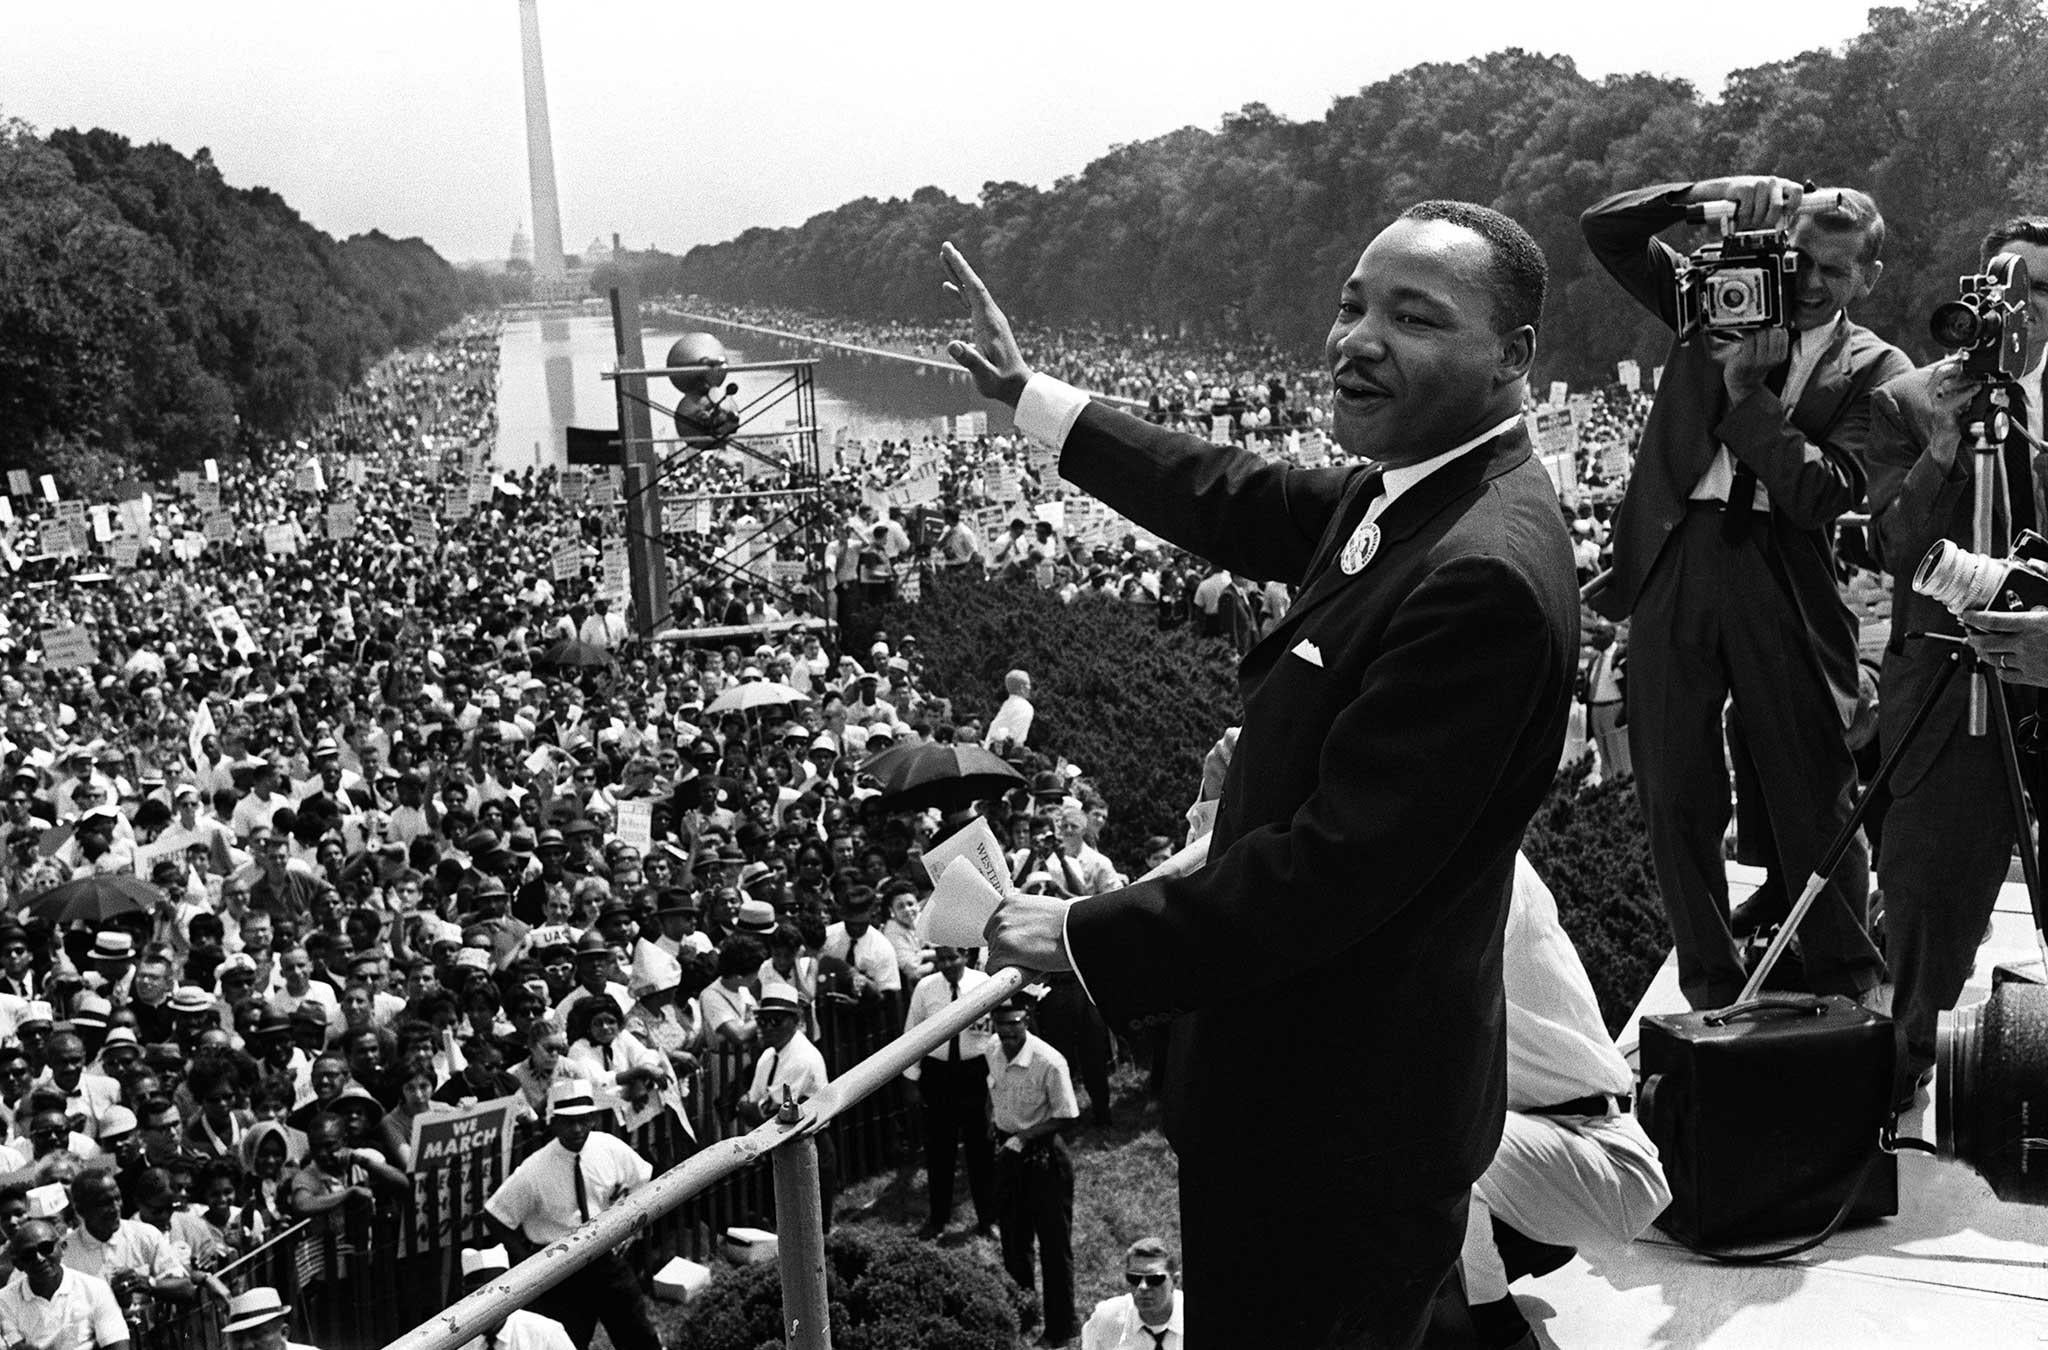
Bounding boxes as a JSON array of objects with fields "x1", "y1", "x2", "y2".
[
  {"x1": 859, "y1": 743, "x2": 1026, "y2": 813},
  {"x1": 540, "y1": 638, "x2": 614, "y2": 669},
  {"x1": 24, "y1": 873, "x2": 161, "y2": 926}
]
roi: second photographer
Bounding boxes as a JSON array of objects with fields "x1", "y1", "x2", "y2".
[{"x1": 1865, "y1": 215, "x2": 2048, "y2": 1110}]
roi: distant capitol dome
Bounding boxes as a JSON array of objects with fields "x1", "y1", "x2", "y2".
[
  {"x1": 583, "y1": 234, "x2": 613, "y2": 262},
  {"x1": 509, "y1": 222, "x2": 533, "y2": 265}
]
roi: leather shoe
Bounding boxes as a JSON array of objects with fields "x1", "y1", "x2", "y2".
[
  {"x1": 916, "y1": 1220, "x2": 945, "y2": 1240},
  {"x1": 1729, "y1": 875, "x2": 1789, "y2": 938}
]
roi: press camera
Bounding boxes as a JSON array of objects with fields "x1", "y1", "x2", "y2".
[
  {"x1": 1929, "y1": 252, "x2": 2032, "y2": 380},
  {"x1": 1673, "y1": 228, "x2": 1801, "y2": 343},
  {"x1": 1671, "y1": 189, "x2": 1846, "y2": 344}
]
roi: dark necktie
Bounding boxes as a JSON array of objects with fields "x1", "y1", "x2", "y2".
[
  {"x1": 1723, "y1": 361, "x2": 1790, "y2": 544},
  {"x1": 571, "y1": 1152, "x2": 589, "y2": 1222},
  {"x1": 2007, "y1": 382, "x2": 2036, "y2": 541},
  {"x1": 946, "y1": 980, "x2": 960, "y2": 1062},
  {"x1": 1147, "y1": 1328, "x2": 1168, "y2": 1349}
]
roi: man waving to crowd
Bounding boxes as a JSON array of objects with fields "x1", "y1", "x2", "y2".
[{"x1": 946, "y1": 196, "x2": 1578, "y2": 1347}]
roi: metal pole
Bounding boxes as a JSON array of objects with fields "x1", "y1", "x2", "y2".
[
  {"x1": 774, "y1": 1094, "x2": 832, "y2": 1350},
  {"x1": 383, "y1": 964, "x2": 1028, "y2": 1350},
  {"x1": 609, "y1": 283, "x2": 668, "y2": 638}
]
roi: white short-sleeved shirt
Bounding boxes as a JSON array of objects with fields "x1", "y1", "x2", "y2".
[
  {"x1": 904, "y1": 970, "x2": 993, "y2": 1069},
  {"x1": 485, "y1": 1132, "x2": 652, "y2": 1246},
  {"x1": 63, "y1": 1218, "x2": 188, "y2": 1285},
  {"x1": 748, "y1": 1032, "x2": 828, "y2": 1112},
  {"x1": 986, "y1": 1033, "x2": 1079, "y2": 1135},
  {"x1": 821, "y1": 925, "x2": 900, "y2": 993},
  {"x1": 0, "y1": 1267, "x2": 129, "y2": 1350},
  {"x1": 1081, "y1": 1290, "x2": 1184, "y2": 1349}
]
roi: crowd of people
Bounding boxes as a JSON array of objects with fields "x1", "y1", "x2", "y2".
[
  {"x1": 0, "y1": 262, "x2": 1677, "y2": 1348},
  {"x1": 0, "y1": 307, "x2": 1277, "y2": 1348}
]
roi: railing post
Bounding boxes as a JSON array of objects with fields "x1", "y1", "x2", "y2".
[{"x1": 774, "y1": 1091, "x2": 833, "y2": 1350}]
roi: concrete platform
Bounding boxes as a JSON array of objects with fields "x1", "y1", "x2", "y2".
[{"x1": 1529, "y1": 867, "x2": 2048, "y2": 1348}]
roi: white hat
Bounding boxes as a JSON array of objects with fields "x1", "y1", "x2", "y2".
[
  {"x1": 630, "y1": 941, "x2": 682, "y2": 997},
  {"x1": 545, "y1": 1078, "x2": 606, "y2": 1119},
  {"x1": 24, "y1": 1183, "x2": 67, "y2": 1221},
  {"x1": 222, "y1": 1287, "x2": 291, "y2": 1335},
  {"x1": 758, "y1": 983, "x2": 802, "y2": 1016},
  {"x1": 461, "y1": 1245, "x2": 512, "y2": 1279}
]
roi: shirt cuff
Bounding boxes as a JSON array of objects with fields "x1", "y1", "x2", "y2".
[
  {"x1": 1061, "y1": 898, "x2": 1098, "y2": 1009},
  {"x1": 1014, "y1": 374, "x2": 1090, "y2": 449}
]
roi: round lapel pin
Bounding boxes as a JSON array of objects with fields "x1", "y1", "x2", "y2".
[{"x1": 1340, "y1": 520, "x2": 1380, "y2": 575}]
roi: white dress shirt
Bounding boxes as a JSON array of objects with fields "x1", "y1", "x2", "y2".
[
  {"x1": 0, "y1": 1267, "x2": 128, "y2": 1350},
  {"x1": 902, "y1": 969, "x2": 994, "y2": 1082},
  {"x1": 485, "y1": 1133, "x2": 652, "y2": 1246},
  {"x1": 1081, "y1": 1290, "x2": 1184, "y2": 1350},
  {"x1": 1689, "y1": 315, "x2": 1840, "y2": 507}
]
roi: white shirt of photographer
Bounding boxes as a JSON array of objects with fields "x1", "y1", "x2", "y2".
[{"x1": 1689, "y1": 314, "x2": 1840, "y2": 507}]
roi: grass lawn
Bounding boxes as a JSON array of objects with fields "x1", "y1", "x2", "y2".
[{"x1": 640, "y1": 1063, "x2": 1180, "y2": 1347}]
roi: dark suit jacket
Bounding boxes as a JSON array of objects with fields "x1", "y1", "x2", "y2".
[
  {"x1": 1582, "y1": 183, "x2": 1912, "y2": 729},
  {"x1": 1866, "y1": 363, "x2": 2037, "y2": 792},
  {"x1": 1058, "y1": 403, "x2": 1579, "y2": 1205}
]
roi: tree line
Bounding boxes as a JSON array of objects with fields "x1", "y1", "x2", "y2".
[
  {"x1": 0, "y1": 119, "x2": 503, "y2": 489},
  {"x1": 640, "y1": 0, "x2": 2048, "y2": 387}
]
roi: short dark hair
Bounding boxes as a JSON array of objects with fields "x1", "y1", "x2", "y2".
[
  {"x1": 1805, "y1": 187, "x2": 1887, "y2": 265},
  {"x1": 1398, "y1": 200, "x2": 1548, "y2": 333},
  {"x1": 1982, "y1": 216, "x2": 2048, "y2": 267}
]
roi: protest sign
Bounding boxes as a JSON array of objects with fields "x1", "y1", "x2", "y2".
[
  {"x1": 40, "y1": 475, "x2": 59, "y2": 503},
  {"x1": 37, "y1": 521, "x2": 74, "y2": 557},
  {"x1": 41, "y1": 626, "x2": 96, "y2": 669},
  {"x1": 615, "y1": 800, "x2": 653, "y2": 853},
  {"x1": 6, "y1": 471, "x2": 29, "y2": 496},
  {"x1": 409, "y1": 1095, "x2": 520, "y2": 1175},
  {"x1": 1616, "y1": 359, "x2": 1641, "y2": 392},
  {"x1": 551, "y1": 542, "x2": 584, "y2": 583},
  {"x1": 1548, "y1": 380, "x2": 1569, "y2": 406},
  {"x1": 263, "y1": 525, "x2": 298, "y2": 557},
  {"x1": 109, "y1": 539, "x2": 141, "y2": 570},
  {"x1": 899, "y1": 569, "x2": 922, "y2": 602},
  {"x1": 201, "y1": 512, "x2": 233, "y2": 544},
  {"x1": 325, "y1": 504, "x2": 358, "y2": 541}
]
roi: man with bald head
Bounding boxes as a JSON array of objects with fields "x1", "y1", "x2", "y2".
[
  {"x1": 0, "y1": 1218, "x2": 131, "y2": 1350},
  {"x1": 950, "y1": 200, "x2": 1578, "y2": 1347}
]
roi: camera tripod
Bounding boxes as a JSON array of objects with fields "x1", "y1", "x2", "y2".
[{"x1": 1742, "y1": 376, "x2": 2048, "y2": 1002}]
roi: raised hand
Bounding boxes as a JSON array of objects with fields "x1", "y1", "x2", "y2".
[{"x1": 941, "y1": 241, "x2": 1034, "y2": 408}]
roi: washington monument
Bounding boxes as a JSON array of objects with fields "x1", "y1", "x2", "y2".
[{"x1": 517, "y1": 0, "x2": 566, "y2": 283}]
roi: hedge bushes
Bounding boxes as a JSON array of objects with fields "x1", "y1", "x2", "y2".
[
  {"x1": 853, "y1": 572, "x2": 1669, "y2": 1028},
  {"x1": 678, "y1": 1225, "x2": 1034, "y2": 1350},
  {"x1": 1521, "y1": 757, "x2": 1670, "y2": 1034},
  {"x1": 850, "y1": 570, "x2": 1241, "y2": 869}
]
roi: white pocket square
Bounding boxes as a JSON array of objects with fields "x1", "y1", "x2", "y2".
[{"x1": 1290, "y1": 639, "x2": 1325, "y2": 668}]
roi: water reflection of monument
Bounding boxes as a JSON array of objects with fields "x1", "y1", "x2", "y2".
[{"x1": 541, "y1": 316, "x2": 575, "y2": 464}]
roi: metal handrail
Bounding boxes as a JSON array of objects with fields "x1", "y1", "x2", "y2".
[{"x1": 383, "y1": 964, "x2": 1027, "y2": 1350}]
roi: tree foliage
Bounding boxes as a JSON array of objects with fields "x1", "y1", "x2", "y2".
[
  {"x1": 647, "y1": 1, "x2": 2048, "y2": 385},
  {"x1": 0, "y1": 117, "x2": 490, "y2": 480}
]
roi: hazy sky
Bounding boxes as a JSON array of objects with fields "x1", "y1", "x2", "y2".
[{"x1": 5, "y1": 0, "x2": 1888, "y2": 265}]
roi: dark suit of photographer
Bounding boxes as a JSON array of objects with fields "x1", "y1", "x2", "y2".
[
  {"x1": 1584, "y1": 177, "x2": 1909, "y2": 1009},
  {"x1": 1866, "y1": 218, "x2": 2048, "y2": 1104}
]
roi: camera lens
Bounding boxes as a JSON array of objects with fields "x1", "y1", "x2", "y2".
[
  {"x1": 1913, "y1": 539, "x2": 2007, "y2": 613},
  {"x1": 1931, "y1": 300, "x2": 1984, "y2": 349},
  {"x1": 1936, "y1": 978, "x2": 2048, "y2": 1205}
]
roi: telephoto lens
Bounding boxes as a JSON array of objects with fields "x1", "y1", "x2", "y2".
[
  {"x1": 1936, "y1": 976, "x2": 2048, "y2": 1205},
  {"x1": 1913, "y1": 539, "x2": 2048, "y2": 615}
]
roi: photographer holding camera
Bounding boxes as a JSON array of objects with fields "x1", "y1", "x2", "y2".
[
  {"x1": 1583, "y1": 176, "x2": 1909, "y2": 1010},
  {"x1": 1865, "y1": 216, "x2": 2048, "y2": 1110}
]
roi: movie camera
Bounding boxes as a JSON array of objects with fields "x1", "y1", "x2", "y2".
[
  {"x1": 1671, "y1": 189, "x2": 1845, "y2": 344},
  {"x1": 1929, "y1": 253, "x2": 2032, "y2": 381}
]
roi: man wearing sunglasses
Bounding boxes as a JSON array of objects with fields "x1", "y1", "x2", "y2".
[
  {"x1": 1080, "y1": 1237, "x2": 1181, "y2": 1350},
  {"x1": 0, "y1": 1219, "x2": 131, "y2": 1350}
]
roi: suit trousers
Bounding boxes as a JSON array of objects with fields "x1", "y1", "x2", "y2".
[
  {"x1": 995, "y1": 1136, "x2": 1076, "y2": 1342},
  {"x1": 1879, "y1": 690, "x2": 2032, "y2": 1084},
  {"x1": 1627, "y1": 511, "x2": 1884, "y2": 1009},
  {"x1": 1459, "y1": 1109, "x2": 1671, "y2": 1303},
  {"x1": 531, "y1": 1248, "x2": 661, "y2": 1350},
  {"x1": 1180, "y1": 1143, "x2": 1468, "y2": 1349},
  {"x1": 918, "y1": 1057, "x2": 994, "y2": 1226},
  {"x1": 1033, "y1": 974, "x2": 1114, "y2": 1124}
]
